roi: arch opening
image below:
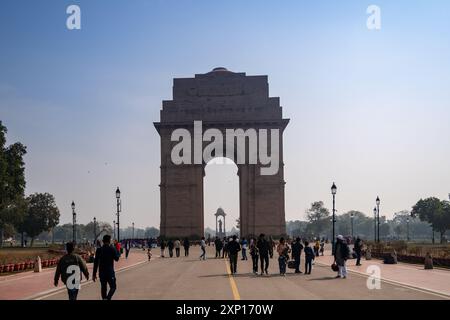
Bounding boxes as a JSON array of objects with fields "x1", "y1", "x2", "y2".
[{"x1": 203, "y1": 157, "x2": 240, "y2": 239}]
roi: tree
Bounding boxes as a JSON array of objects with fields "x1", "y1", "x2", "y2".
[
  {"x1": 21, "y1": 193, "x2": 60, "y2": 246},
  {"x1": 144, "y1": 227, "x2": 160, "y2": 238},
  {"x1": 305, "y1": 201, "x2": 330, "y2": 237},
  {"x1": 0, "y1": 121, "x2": 27, "y2": 246},
  {"x1": 412, "y1": 197, "x2": 450, "y2": 244},
  {"x1": 84, "y1": 221, "x2": 112, "y2": 242}
]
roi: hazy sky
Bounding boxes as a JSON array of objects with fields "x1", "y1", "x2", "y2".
[{"x1": 1, "y1": 0, "x2": 449, "y2": 230}]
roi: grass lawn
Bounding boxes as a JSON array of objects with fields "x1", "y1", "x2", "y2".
[{"x1": 0, "y1": 247, "x2": 63, "y2": 265}]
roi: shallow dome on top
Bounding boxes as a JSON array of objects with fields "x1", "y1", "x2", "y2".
[
  {"x1": 210, "y1": 67, "x2": 231, "y2": 73},
  {"x1": 215, "y1": 207, "x2": 226, "y2": 216}
]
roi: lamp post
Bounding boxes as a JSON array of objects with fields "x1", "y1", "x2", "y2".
[
  {"x1": 350, "y1": 212, "x2": 354, "y2": 239},
  {"x1": 406, "y1": 217, "x2": 410, "y2": 241},
  {"x1": 331, "y1": 182, "x2": 337, "y2": 254},
  {"x1": 113, "y1": 220, "x2": 116, "y2": 240},
  {"x1": 376, "y1": 196, "x2": 380, "y2": 243},
  {"x1": 93, "y1": 217, "x2": 97, "y2": 242},
  {"x1": 71, "y1": 201, "x2": 76, "y2": 243},
  {"x1": 132, "y1": 222, "x2": 135, "y2": 239},
  {"x1": 373, "y1": 207, "x2": 377, "y2": 242},
  {"x1": 116, "y1": 187, "x2": 121, "y2": 242}
]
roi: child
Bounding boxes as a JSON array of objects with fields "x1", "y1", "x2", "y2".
[
  {"x1": 147, "y1": 248, "x2": 152, "y2": 261},
  {"x1": 304, "y1": 241, "x2": 315, "y2": 274}
]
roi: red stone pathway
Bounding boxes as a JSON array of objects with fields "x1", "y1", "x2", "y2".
[
  {"x1": 315, "y1": 251, "x2": 450, "y2": 297},
  {"x1": 0, "y1": 250, "x2": 147, "y2": 300}
]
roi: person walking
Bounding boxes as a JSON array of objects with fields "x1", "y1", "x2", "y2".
[
  {"x1": 174, "y1": 239, "x2": 181, "y2": 257},
  {"x1": 268, "y1": 236, "x2": 274, "y2": 259},
  {"x1": 168, "y1": 239, "x2": 174, "y2": 258},
  {"x1": 354, "y1": 237, "x2": 363, "y2": 266},
  {"x1": 160, "y1": 239, "x2": 166, "y2": 258},
  {"x1": 320, "y1": 239, "x2": 325, "y2": 256},
  {"x1": 241, "y1": 237, "x2": 248, "y2": 260},
  {"x1": 222, "y1": 237, "x2": 229, "y2": 259},
  {"x1": 291, "y1": 237, "x2": 304, "y2": 274},
  {"x1": 334, "y1": 235, "x2": 350, "y2": 279},
  {"x1": 227, "y1": 235, "x2": 241, "y2": 274},
  {"x1": 304, "y1": 241, "x2": 315, "y2": 274},
  {"x1": 214, "y1": 236, "x2": 223, "y2": 258},
  {"x1": 125, "y1": 240, "x2": 131, "y2": 259},
  {"x1": 93, "y1": 235, "x2": 120, "y2": 300},
  {"x1": 199, "y1": 236, "x2": 207, "y2": 260},
  {"x1": 249, "y1": 238, "x2": 259, "y2": 275},
  {"x1": 314, "y1": 238, "x2": 320, "y2": 257},
  {"x1": 183, "y1": 238, "x2": 190, "y2": 256},
  {"x1": 276, "y1": 237, "x2": 290, "y2": 276},
  {"x1": 257, "y1": 234, "x2": 270, "y2": 275},
  {"x1": 54, "y1": 242, "x2": 89, "y2": 300}
]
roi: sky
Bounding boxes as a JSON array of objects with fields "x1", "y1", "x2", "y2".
[{"x1": 1, "y1": 0, "x2": 450, "y2": 231}]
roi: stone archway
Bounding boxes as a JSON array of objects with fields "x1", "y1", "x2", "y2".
[{"x1": 154, "y1": 68, "x2": 289, "y2": 239}]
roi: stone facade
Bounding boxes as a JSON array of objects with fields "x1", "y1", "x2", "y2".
[{"x1": 154, "y1": 68, "x2": 289, "y2": 239}]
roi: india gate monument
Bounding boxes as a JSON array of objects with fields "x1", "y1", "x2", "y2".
[{"x1": 154, "y1": 68, "x2": 289, "y2": 239}]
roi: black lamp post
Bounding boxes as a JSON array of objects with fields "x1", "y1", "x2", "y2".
[
  {"x1": 113, "y1": 220, "x2": 116, "y2": 240},
  {"x1": 376, "y1": 196, "x2": 380, "y2": 243},
  {"x1": 406, "y1": 217, "x2": 410, "y2": 241},
  {"x1": 331, "y1": 182, "x2": 337, "y2": 254},
  {"x1": 116, "y1": 187, "x2": 121, "y2": 242},
  {"x1": 93, "y1": 217, "x2": 97, "y2": 242},
  {"x1": 350, "y1": 212, "x2": 354, "y2": 239},
  {"x1": 71, "y1": 201, "x2": 76, "y2": 243},
  {"x1": 132, "y1": 222, "x2": 135, "y2": 239},
  {"x1": 373, "y1": 207, "x2": 377, "y2": 242}
]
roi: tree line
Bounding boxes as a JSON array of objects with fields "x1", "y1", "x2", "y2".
[{"x1": 286, "y1": 200, "x2": 450, "y2": 243}]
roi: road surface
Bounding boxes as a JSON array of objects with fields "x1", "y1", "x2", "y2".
[{"x1": 39, "y1": 246, "x2": 447, "y2": 300}]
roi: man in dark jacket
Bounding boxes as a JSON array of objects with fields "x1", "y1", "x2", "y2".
[
  {"x1": 334, "y1": 235, "x2": 350, "y2": 279},
  {"x1": 54, "y1": 242, "x2": 89, "y2": 300},
  {"x1": 168, "y1": 239, "x2": 174, "y2": 258},
  {"x1": 183, "y1": 238, "x2": 190, "y2": 256},
  {"x1": 227, "y1": 235, "x2": 241, "y2": 274},
  {"x1": 291, "y1": 237, "x2": 304, "y2": 274},
  {"x1": 214, "y1": 237, "x2": 223, "y2": 258},
  {"x1": 93, "y1": 234, "x2": 120, "y2": 300},
  {"x1": 257, "y1": 234, "x2": 270, "y2": 275},
  {"x1": 354, "y1": 237, "x2": 363, "y2": 266}
]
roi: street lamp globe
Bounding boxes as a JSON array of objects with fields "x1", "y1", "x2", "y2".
[
  {"x1": 71, "y1": 201, "x2": 75, "y2": 210},
  {"x1": 331, "y1": 183, "x2": 337, "y2": 195},
  {"x1": 116, "y1": 187, "x2": 121, "y2": 199},
  {"x1": 376, "y1": 196, "x2": 380, "y2": 206}
]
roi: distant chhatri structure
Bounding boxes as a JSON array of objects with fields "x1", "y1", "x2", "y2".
[{"x1": 215, "y1": 207, "x2": 226, "y2": 238}]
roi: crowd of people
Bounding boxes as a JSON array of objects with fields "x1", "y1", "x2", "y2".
[
  {"x1": 53, "y1": 232, "x2": 363, "y2": 300},
  {"x1": 156, "y1": 233, "x2": 362, "y2": 279}
]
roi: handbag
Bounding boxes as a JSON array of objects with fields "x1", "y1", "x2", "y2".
[
  {"x1": 331, "y1": 262, "x2": 339, "y2": 272},
  {"x1": 287, "y1": 260, "x2": 296, "y2": 269}
]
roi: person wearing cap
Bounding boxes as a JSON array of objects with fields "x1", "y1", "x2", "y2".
[{"x1": 333, "y1": 235, "x2": 350, "y2": 279}]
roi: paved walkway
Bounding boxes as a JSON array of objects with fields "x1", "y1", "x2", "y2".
[
  {"x1": 0, "y1": 250, "x2": 147, "y2": 300},
  {"x1": 315, "y1": 250, "x2": 450, "y2": 297},
  {"x1": 2, "y1": 247, "x2": 449, "y2": 300},
  {"x1": 40, "y1": 247, "x2": 448, "y2": 300}
]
